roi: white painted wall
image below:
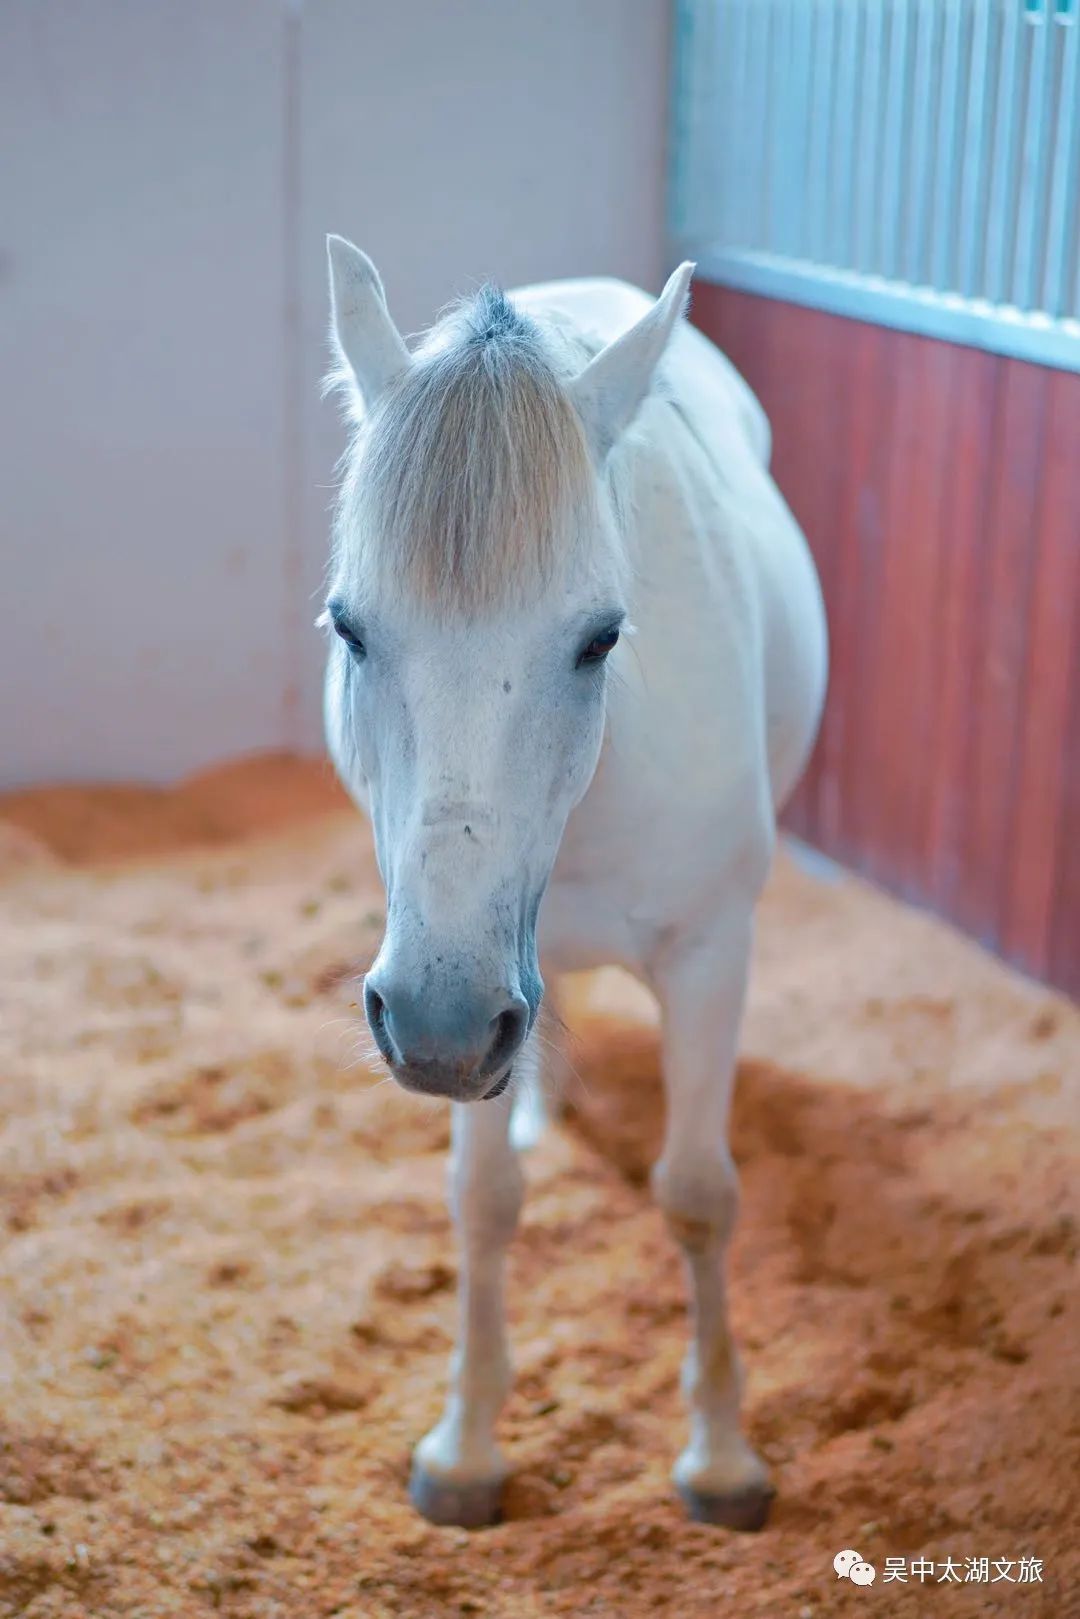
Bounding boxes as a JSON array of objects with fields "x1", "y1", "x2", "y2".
[{"x1": 0, "y1": 0, "x2": 670, "y2": 788}]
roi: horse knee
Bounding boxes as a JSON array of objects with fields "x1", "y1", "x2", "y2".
[{"x1": 653, "y1": 1152, "x2": 739, "y2": 1254}]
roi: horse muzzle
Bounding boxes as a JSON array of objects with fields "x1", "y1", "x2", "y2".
[{"x1": 363, "y1": 973, "x2": 531, "y2": 1102}]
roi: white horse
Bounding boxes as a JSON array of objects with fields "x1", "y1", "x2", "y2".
[{"x1": 322, "y1": 238, "x2": 827, "y2": 1532}]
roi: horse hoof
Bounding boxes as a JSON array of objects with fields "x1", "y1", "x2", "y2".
[
  {"x1": 408, "y1": 1460, "x2": 505, "y2": 1529},
  {"x1": 677, "y1": 1479, "x2": 775, "y2": 1531}
]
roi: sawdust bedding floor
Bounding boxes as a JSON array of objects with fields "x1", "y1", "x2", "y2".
[{"x1": 0, "y1": 757, "x2": 1076, "y2": 1617}]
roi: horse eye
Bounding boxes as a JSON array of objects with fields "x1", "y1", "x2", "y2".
[
  {"x1": 333, "y1": 618, "x2": 365, "y2": 657},
  {"x1": 577, "y1": 626, "x2": 620, "y2": 668}
]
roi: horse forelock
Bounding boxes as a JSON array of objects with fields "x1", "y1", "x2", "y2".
[{"x1": 335, "y1": 287, "x2": 599, "y2": 611}]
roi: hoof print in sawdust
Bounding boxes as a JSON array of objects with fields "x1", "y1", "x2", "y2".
[
  {"x1": 1028, "y1": 1007, "x2": 1059, "y2": 1040},
  {"x1": 0, "y1": 1551, "x2": 96, "y2": 1611},
  {"x1": 4, "y1": 1168, "x2": 80, "y2": 1234},
  {"x1": 372, "y1": 1197, "x2": 447, "y2": 1237},
  {"x1": 1028, "y1": 1212, "x2": 1076, "y2": 1259},
  {"x1": 96, "y1": 1196, "x2": 172, "y2": 1235},
  {"x1": 0, "y1": 1428, "x2": 102, "y2": 1505},
  {"x1": 189, "y1": 1567, "x2": 256, "y2": 1602},
  {"x1": 206, "y1": 1256, "x2": 255, "y2": 1288},
  {"x1": 555, "y1": 1406, "x2": 635, "y2": 1463},
  {"x1": 825, "y1": 1376, "x2": 916, "y2": 1438},
  {"x1": 625, "y1": 1288, "x2": 685, "y2": 1328},
  {"x1": 374, "y1": 1260, "x2": 455, "y2": 1304},
  {"x1": 272, "y1": 1376, "x2": 373, "y2": 1416},
  {"x1": 131, "y1": 1053, "x2": 294, "y2": 1135},
  {"x1": 497, "y1": 1471, "x2": 565, "y2": 1521},
  {"x1": 350, "y1": 1312, "x2": 449, "y2": 1355},
  {"x1": 351, "y1": 1111, "x2": 452, "y2": 1157},
  {"x1": 84, "y1": 955, "x2": 182, "y2": 1011}
]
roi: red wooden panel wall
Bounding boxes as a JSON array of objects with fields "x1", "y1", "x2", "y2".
[{"x1": 692, "y1": 283, "x2": 1080, "y2": 1000}]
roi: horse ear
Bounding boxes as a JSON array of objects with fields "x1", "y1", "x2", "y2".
[
  {"x1": 568, "y1": 262, "x2": 695, "y2": 460},
  {"x1": 326, "y1": 235, "x2": 411, "y2": 412}
]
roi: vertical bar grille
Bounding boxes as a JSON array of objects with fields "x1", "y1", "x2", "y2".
[{"x1": 671, "y1": 0, "x2": 1080, "y2": 371}]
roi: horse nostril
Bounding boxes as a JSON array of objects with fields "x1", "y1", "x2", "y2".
[
  {"x1": 363, "y1": 980, "x2": 393, "y2": 1061},
  {"x1": 484, "y1": 1001, "x2": 529, "y2": 1078}
]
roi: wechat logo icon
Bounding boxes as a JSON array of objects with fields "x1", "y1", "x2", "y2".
[{"x1": 834, "y1": 1549, "x2": 876, "y2": 1586}]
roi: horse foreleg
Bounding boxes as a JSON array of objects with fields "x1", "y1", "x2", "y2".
[
  {"x1": 650, "y1": 912, "x2": 773, "y2": 1530},
  {"x1": 409, "y1": 1085, "x2": 523, "y2": 1528}
]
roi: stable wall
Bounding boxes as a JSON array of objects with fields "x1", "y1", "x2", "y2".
[
  {"x1": 692, "y1": 282, "x2": 1080, "y2": 998},
  {"x1": 1, "y1": 0, "x2": 670, "y2": 788}
]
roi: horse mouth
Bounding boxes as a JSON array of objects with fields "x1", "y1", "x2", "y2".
[{"x1": 482, "y1": 1067, "x2": 513, "y2": 1101}]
